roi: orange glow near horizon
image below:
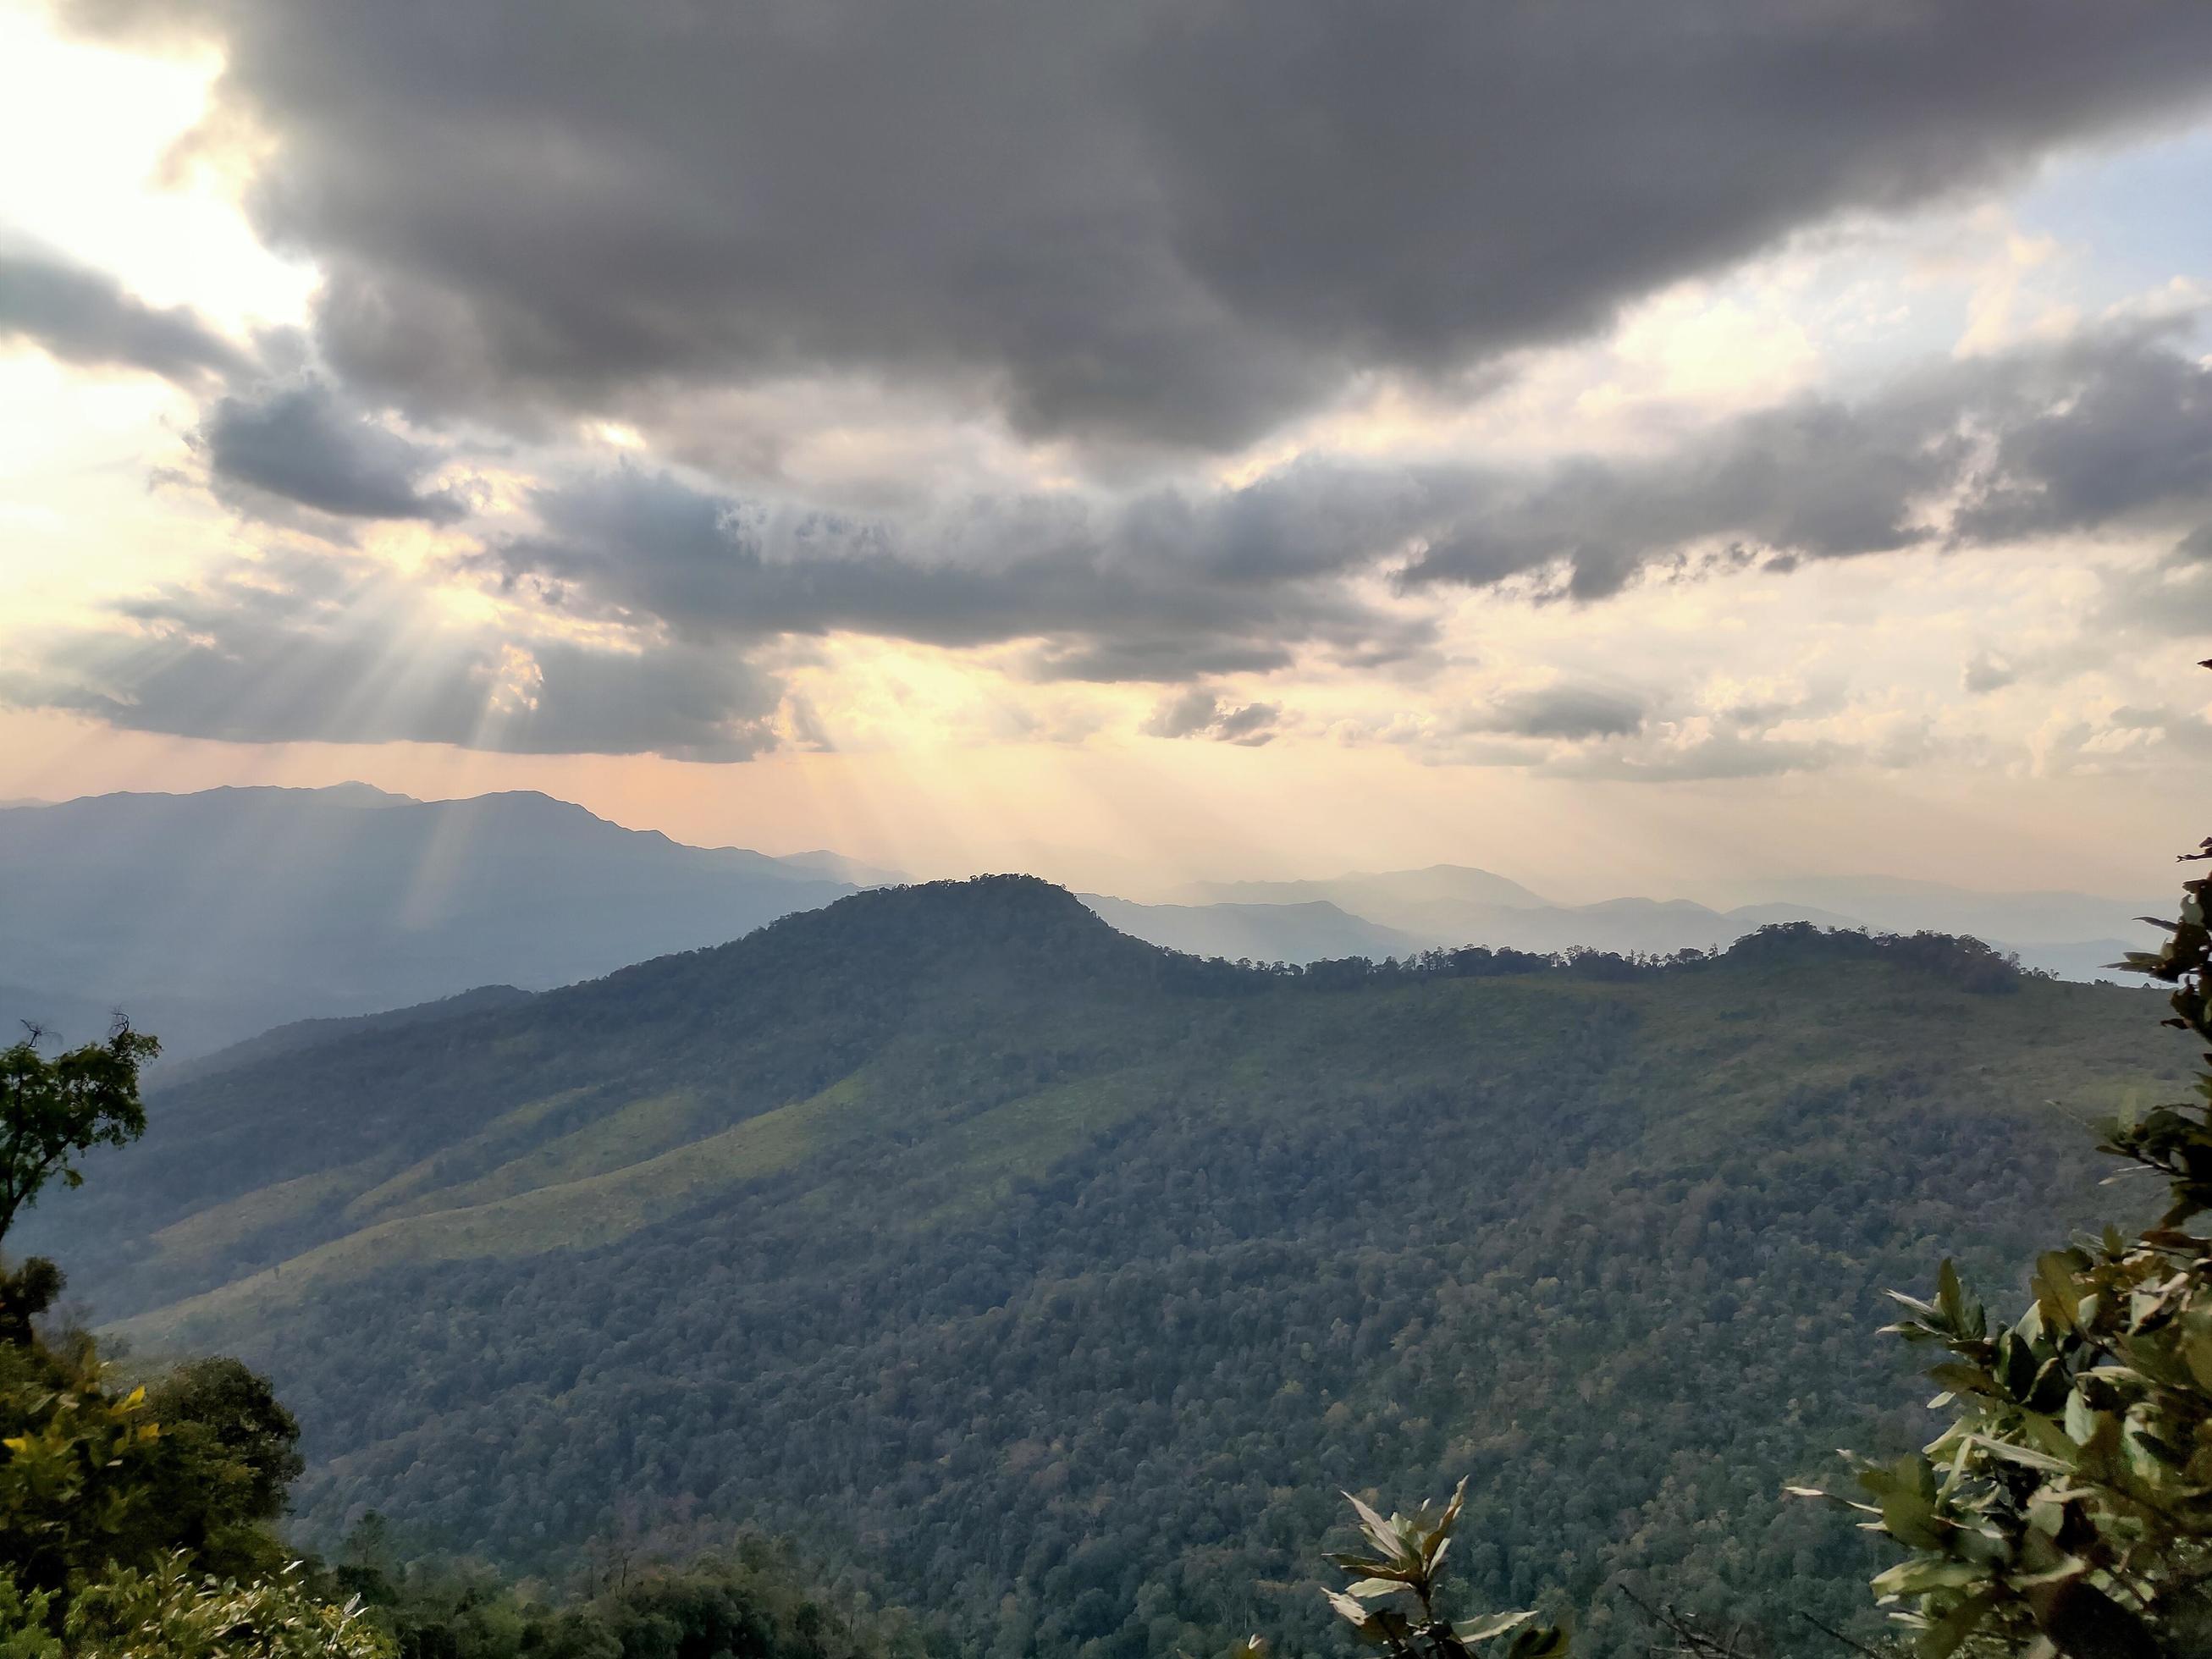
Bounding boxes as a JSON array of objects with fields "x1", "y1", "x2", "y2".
[{"x1": 0, "y1": 706, "x2": 2194, "y2": 906}]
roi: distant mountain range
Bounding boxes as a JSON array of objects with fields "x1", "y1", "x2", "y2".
[
  {"x1": 1077, "y1": 895, "x2": 1426, "y2": 964},
  {"x1": 0, "y1": 785, "x2": 858, "y2": 1056},
  {"x1": 1186, "y1": 864, "x2": 1553, "y2": 912},
  {"x1": 1122, "y1": 865, "x2": 2153, "y2": 981},
  {"x1": 0, "y1": 785, "x2": 2160, "y2": 1059}
]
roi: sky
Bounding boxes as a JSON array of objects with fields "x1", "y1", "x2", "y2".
[{"x1": 2, "y1": 0, "x2": 2209, "y2": 903}]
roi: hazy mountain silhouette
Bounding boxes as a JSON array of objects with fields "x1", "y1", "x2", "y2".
[
  {"x1": 4, "y1": 787, "x2": 2158, "y2": 1069},
  {"x1": 0, "y1": 785, "x2": 858, "y2": 1055},
  {"x1": 1080, "y1": 894, "x2": 1425, "y2": 962}
]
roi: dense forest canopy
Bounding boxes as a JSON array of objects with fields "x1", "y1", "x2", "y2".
[{"x1": 15, "y1": 879, "x2": 2185, "y2": 1657}]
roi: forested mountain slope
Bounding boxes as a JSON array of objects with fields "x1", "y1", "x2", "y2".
[{"x1": 27, "y1": 879, "x2": 2188, "y2": 1658}]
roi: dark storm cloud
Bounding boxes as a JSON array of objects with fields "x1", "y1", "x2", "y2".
[
  {"x1": 2, "y1": 550, "x2": 778, "y2": 761},
  {"x1": 55, "y1": 0, "x2": 2212, "y2": 449},
  {"x1": 200, "y1": 379, "x2": 472, "y2": 522},
  {"x1": 0, "y1": 246, "x2": 252, "y2": 384},
  {"x1": 481, "y1": 465, "x2": 1439, "y2": 683}
]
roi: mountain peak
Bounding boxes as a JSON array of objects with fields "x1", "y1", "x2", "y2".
[{"x1": 748, "y1": 873, "x2": 1114, "y2": 956}]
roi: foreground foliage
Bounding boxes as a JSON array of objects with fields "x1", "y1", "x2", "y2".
[
  {"x1": 1807, "y1": 837, "x2": 2212, "y2": 1656},
  {"x1": 2, "y1": 1556, "x2": 389, "y2": 1659},
  {"x1": 0, "y1": 1022, "x2": 157, "y2": 1245},
  {"x1": 1308, "y1": 1480, "x2": 1569, "y2": 1659}
]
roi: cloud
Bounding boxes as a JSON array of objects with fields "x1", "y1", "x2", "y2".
[
  {"x1": 467, "y1": 326, "x2": 2212, "y2": 692},
  {"x1": 1360, "y1": 699, "x2": 1847, "y2": 781},
  {"x1": 1963, "y1": 652, "x2": 2019, "y2": 695},
  {"x1": 1143, "y1": 689, "x2": 1283, "y2": 746},
  {"x1": 19, "y1": 317, "x2": 2212, "y2": 763},
  {"x1": 0, "y1": 245, "x2": 252, "y2": 384},
  {"x1": 1142, "y1": 688, "x2": 1229, "y2": 740},
  {"x1": 1537, "y1": 729, "x2": 1846, "y2": 783},
  {"x1": 54, "y1": 0, "x2": 2212, "y2": 452},
  {"x1": 2104, "y1": 703, "x2": 2212, "y2": 759},
  {"x1": 1211, "y1": 702, "x2": 1283, "y2": 746},
  {"x1": 1398, "y1": 321, "x2": 2212, "y2": 598},
  {"x1": 2092, "y1": 532, "x2": 2212, "y2": 641},
  {"x1": 1, "y1": 549, "x2": 779, "y2": 760},
  {"x1": 1338, "y1": 669, "x2": 1882, "y2": 781},
  {"x1": 481, "y1": 464, "x2": 1438, "y2": 683},
  {"x1": 199, "y1": 379, "x2": 473, "y2": 522},
  {"x1": 1472, "y1": 686, "x2": 1647, "y2": 741}
]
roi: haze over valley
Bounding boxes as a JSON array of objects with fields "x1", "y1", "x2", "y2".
[{"x1": 0, "y1": 785, "x2": 2159, "y2": 1060}]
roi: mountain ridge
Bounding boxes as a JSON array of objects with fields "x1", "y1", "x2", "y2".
[
  {"x1": 1, "y1": 784, "x2": 2162, "y2": 1076},
  {"x1": 21, "y1": 872, "x2": 2187, "y2": 1659},
  {"x1": 0, "y1": 784, "x2": 865, "y2": 1056}
]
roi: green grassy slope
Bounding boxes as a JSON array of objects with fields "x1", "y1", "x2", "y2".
[{"x1": 22, "y1": 878, "x2": 2187, "y2": 1659}]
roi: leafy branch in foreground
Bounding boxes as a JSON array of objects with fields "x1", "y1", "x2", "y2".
[
  {"x1": 37, "y1": 1554, "x2": 387, "y2": 1659},
  {"x1": 1235, "y1": 1480, "x2": 1570, "y2": 1659},
  {"x1": 1799, "y1": 834, "x2": 2212, "y2": 1659}
]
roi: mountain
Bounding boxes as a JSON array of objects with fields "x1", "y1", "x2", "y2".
[
  {"x1": 770, "y1": 849, "x2": 908, "y2": 885},
  {"x1": 1169, "y1": 864, "x2": 2153, "y2": 978},
  {"x1": 157, "y1": 984, "x2": 539, "y2": 1087},
  {"x1": 1716, "y1": 877, "x2": 2165, "y2": 984},
  {"x1": 0, "y1": 785, "x2": 860, "y2": 1057},
  {"x1": 1721, "y1": 874, "x2": 2160, "y2": 949},
  {"x1": 1391, "y1": 894, "x2": 1866, "y2": 957},
  {"x1": 1185, "y1": 863, "x2": 1555, "y2": 914},
  {"x1": 1175, "y1": 868, "x2": 1862, "y2": 961},
  {"x1": 26, "y1": 879, "x2": 2191, "y2": 1657},
  {"x1": 1080, "y1": 894, "x2": 1426, "y2": 962}
]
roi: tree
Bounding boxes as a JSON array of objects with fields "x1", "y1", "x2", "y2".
[
  {"x1": 0, "y1": 1021, "x2": 158, "y2": 1245},
  {"x1": 1802, "y1": 831, "x2": 2212, "y2": 1656},
  {"x1": 126, "y1": 1358, "x2": 306, "y2": 1583},
  {"x1": 0, "y1": 1260, "x2": 60, "y2": 1351},
  {"x1": 31, "y1": 1554, "x2": 389, "y2": 1659},
  {"x1": 145, "y1": 1359, "x2": 306, "y2": 1527},
  {"x1": 0, "y1": 1013, "x2": 380, "y2": 1654}
]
